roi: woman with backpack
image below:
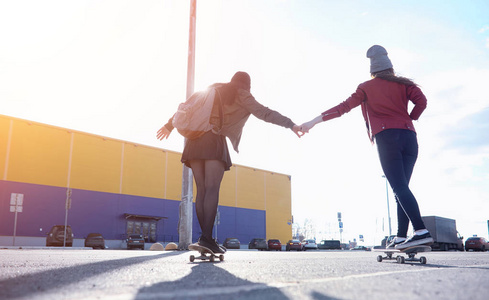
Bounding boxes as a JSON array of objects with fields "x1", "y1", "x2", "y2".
[
  {"x1": 299, "y1": 45, "x2": 433, "y2": 250},
  {"x1": 157, "y1": 71, "x2": 303, "y2": 254}
]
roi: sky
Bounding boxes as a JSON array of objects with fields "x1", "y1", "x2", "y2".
[{"x1": 2, "y1": 0, "x2": 489, "y2": 246}]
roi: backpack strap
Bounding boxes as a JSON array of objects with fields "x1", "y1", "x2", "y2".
[{"x1": 214, "y1": 88, "x2": 224, "y2": 132}]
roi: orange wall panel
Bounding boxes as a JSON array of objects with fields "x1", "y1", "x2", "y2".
[
  {"x1": 0, "y1": 116, "x2": 11, "y2": 178},
  {"x1": 0, "y1": 115, "x2": 293, "y2": 242},
  {"x1": 121, "y1": 144, "x2": 167, "y2": 199},
  {"x1": 219, "y1": 165, "x2": 237, "y2": 207},
  {"x1": 265, "y1": 173, "x2": 292, "y2": 242},
  {"x1": 236, "y1": 167, "x2": 265, "y2": 210},
  {"x1": 69, "y1": 133, "x2": 122, "y2": 194},
  {"x1": 165, "y1": 151, "x2": 183, "y2": 200},
  {"x1": 6, "y1": 120, "x2": 71, "y2": 187}
]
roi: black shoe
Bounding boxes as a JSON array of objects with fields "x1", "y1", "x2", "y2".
[
  {"x1": 395, "y1": 232, "x2": 433, "y2": 250},
  {"x1": 198, "y1": 236, "x2": 225, "y2": 254},
  {"x1": 386, "y1": 237, "x2": 406, "y2": 249}
]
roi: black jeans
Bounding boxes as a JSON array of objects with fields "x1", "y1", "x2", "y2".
[{"x1": 375, "y1": 129, "x2": 426, "y2": 237}]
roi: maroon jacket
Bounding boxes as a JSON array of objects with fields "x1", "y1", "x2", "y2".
[{"x1": 321, "y1": 78, "x2": 427, "y2": 142}]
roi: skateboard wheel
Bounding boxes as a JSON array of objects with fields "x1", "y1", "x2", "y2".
[
  {"x1": 396, "y1": 256, "x2": 405, "y2": 264},
  {"x1": 210, "y1": 255, "x2": 215, "y2": 262},
  {"x1": 420, "y1": 256, "x2": 427, "y2": 264},
  {"x1": 219, "y1": 255, "x2": 224, "y2": 261},
  {"x1": 190, "y1": 255, "x2": 195, "y2": 262},
  {"x1": 377, "y1": 255, "x2": 383, "y2": 262}
]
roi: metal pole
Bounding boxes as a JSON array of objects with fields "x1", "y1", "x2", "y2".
[
  {"x1": 64, "y1": 188, "x2": 71, "y2": 247},
  {"x1": 178, "y1": 0, "x2": 196, "y2": 250},
  {"x1": 63, "y1": 205, "x2": 68, "y2": 247},
  {"x1": 12, "y1": 208, "x2": 18, "y2": 246},
  {"x1": 382, "y1": 175, "x2": 392, "y2": 236}
]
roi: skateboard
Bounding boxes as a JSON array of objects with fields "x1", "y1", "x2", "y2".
[
  {"x1": 373, "y1": 245, "x2": 431, "y2": 264},
  {"x1": 188, "y1": 243, "x2": 224, "y2": 262}
]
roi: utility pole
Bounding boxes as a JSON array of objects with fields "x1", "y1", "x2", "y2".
[
  {"x1": 382, "y1": 175, "x2": 392, "y2": 236},
  {"x1": 178, "y1": 0, "x2": 197, "y2": 250}
]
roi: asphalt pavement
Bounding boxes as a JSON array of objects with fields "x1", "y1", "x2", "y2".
[{"x1": 0, "y1": 248, "x2": 488, "y2": 300}]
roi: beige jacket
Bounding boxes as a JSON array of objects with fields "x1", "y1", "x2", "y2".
[{"x1": 166, "y1": 89, "x2": 295, "y2": 153}]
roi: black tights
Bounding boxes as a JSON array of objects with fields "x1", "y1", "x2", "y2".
[
  {"x1": 376, "y1": 129, "x2": 426, "y2": 237},
  {"x1": 189, "y1": 159, "x2": 226, "y2": 240}
]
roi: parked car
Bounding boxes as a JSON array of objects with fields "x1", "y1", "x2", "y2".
[
  {"x1": 267, "y1": 239, "x2": 282, "y2": 251},
  {"x1": 126, "y1": 234, "x2": 145, "y2": 250},
  {"x1": 318, "y1": 240, "x2": 341, "y2": 250},
  {"x1": 380, "y1": 235, "x2": 396, "y2": 248},
  {"x1": 285, "y1": 239, "x2": 302, "y2": 251},
  {"x1": 301, "y1": 239, "x2": 318, "y2": 251},
  {"x1": 350, "y1": 246, "x2": 371, "y2": 251},
  {"x1": 465, "y1": 237, "x2": 489, "y2": 252},
  {"x1": 46, "y1": 225, "x2": 73, "y2": 247},
  {"x1": 223, "y1": 238, "x2": 240, "y2": 249},
  {"x1": 248, "y1": 238, "x2": 268, "y2": 250},
  {"x1": 84, "y1": 233, "x2": 105, "y2": 249}
]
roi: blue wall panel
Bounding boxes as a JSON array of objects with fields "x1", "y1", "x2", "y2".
[
  {"x1": 0, "y1": 180, "x2": 180, "y2": 241},
  {"x1": 1, "y1": 180, "x2": 265, "y2": 246},
  {"x1": 191, "y1": 204, "x2": 266, "y2": 246},
  {"x1": 0, "y1": 180, "x2": 67, "y2": 237}
]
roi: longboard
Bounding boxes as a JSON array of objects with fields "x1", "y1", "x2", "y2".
[
  {"x1": 373, "y1": 245, "x2": 431, "y2": 264},
  {"x1": 188, "y1": 243, "x2": 224, "y2": 262}
]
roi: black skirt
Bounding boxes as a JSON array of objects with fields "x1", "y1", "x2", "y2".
[{"x1": 181, "y1": 131, "x2": 232, "y2": 171}]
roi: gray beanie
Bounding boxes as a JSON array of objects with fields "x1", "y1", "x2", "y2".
[{"x1": 367, "y1": 45, "x2": 393, "y2": 73}]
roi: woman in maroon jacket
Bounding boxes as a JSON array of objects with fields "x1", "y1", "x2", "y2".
[{"x1": 300, "y1": 45, "x2": 433, "y2": 249}]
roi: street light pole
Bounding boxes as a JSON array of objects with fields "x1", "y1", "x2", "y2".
[
  {"x1": 178, "y1": 0, "x2": 197, "y2": 250},
  {"x1": 382, "y1": 175, "x2": 392, "y2": 236}
]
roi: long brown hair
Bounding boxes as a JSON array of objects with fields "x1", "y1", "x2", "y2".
[{"x1": 372, "y1": 68, "x2": 418, "y2": 86}]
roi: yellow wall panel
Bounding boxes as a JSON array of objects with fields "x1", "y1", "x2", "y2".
[
  {"x1": 265, "y1": 173, "x2": 292, "y2": 243},
  {"x1": 165, "y1": 151, "x2": 183, "y2": 200},
  {"x1": 219, "y1": 165, "x2": 236, "y2": 207},
  {"x1": 0, "y1": 116, "x2": 11, "y2": 178},
  {"x1": 69, "y1": 133, "x2": 122, "y2": 193},
  {"x1": 0, "y1": 115, "x2": 293, "y2": 242},
  {"x1": 6, "y1": 120, "x2": 71, "y2": 187},
  {"x1": 236, "y1": 167, "x2": 265, "y2": 210},
  {"x1": 121, "y1": 144, "x2": 167, "y2": 199}
]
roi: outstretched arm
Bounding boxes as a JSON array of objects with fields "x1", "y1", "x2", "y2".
[
  {"x1": 300, "y1": 115, "x2": 324, "y2": 133},
  {"x1": 157, "y1": 116, "x2": 175, "y2": 141},
  {"x1": 156, "y1": 125, "x2": 172, "y2": 140}
]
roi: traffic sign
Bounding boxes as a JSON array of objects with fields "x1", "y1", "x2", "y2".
[{"x1": 10, "y1": 193, "x2": 23, "y2": 212}]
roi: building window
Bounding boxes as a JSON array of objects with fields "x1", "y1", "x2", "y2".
[{"x1": 126, "y1": 220, "x2": 156, "y2": 243}]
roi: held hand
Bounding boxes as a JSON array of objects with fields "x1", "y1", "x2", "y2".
[
  {"x1": 156, "y1": 125, "x2": 171, "y2": 140},
  {"x1": 300, "y1": 115, "x2": 323, "y2": 133},
  {"x1": 292, "y1": 125, "x2": 306, "y2": 138},
  {"x1": 299, "y1": 121, "x2": 316, "y2": 133}
]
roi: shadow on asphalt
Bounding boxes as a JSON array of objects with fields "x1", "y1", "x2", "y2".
[
  {"x1": 311, "y1": 291, "x2": 343, "y2": 300},
  {"x1": 136, "y1": 262, "x2": 288, "y2": 300},
  {"x1": 0, "y1": 251, "x2": 181, "y2": 299},
  {"x1": 136, "y1": 262, "x2": 343, "y2": 300}
]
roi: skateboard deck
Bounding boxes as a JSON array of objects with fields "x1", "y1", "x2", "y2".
[
  {"x1": 188, "y1": 244, "x2": 224, "y2": 262},
  {"x1": 373, "y1": 245, "x2": 431, "y2": 264}
]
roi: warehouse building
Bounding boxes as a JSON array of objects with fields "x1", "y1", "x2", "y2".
[{"x1": 0, "y1": 114, "x2": 292, "y2": 248}]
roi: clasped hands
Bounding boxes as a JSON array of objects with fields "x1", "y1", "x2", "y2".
[{"x1": 292, "y1": 118, "x2": 320, "y2": 138}]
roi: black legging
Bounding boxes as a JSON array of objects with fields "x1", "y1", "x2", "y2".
[
  {"x1": 189, "y1": 159, "x2": 226, "y2": 240},
  {"x1": 375, "y1": 129, "x2": 426, "y2": 237}
]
